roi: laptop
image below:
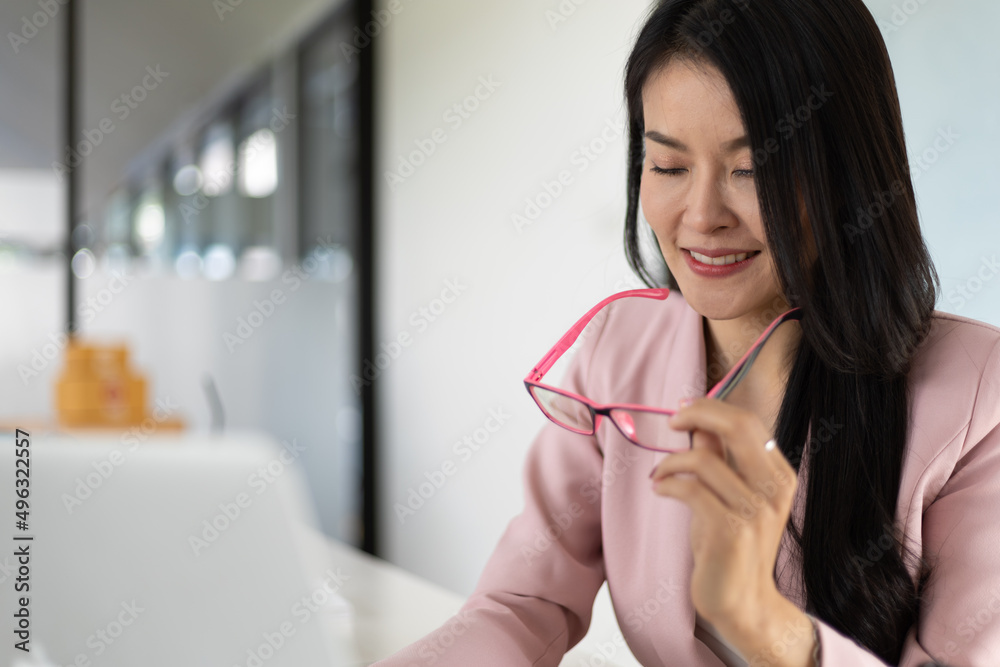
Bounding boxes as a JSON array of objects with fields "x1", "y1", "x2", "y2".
[{"x1": 0, "y1": 430, "x2": 363, "y2": 667}]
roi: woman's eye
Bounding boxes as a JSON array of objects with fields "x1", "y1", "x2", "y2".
[
  {"x1": 650, "y1": 165, "x2": 686, "y2": 175},
  {"x1": 648, "y1": 165, "x2": 754, "y2": 178}
]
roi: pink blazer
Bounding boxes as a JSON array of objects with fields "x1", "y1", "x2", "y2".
[{"x1": 373, "y1": 291, "x2": 1000, "y2": 666}]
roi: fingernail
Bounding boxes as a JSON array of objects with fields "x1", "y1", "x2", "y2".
[{"x1": 679, "y1": 398, "x2": 693, "y2": 408}]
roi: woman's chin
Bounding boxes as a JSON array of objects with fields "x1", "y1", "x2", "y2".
[{"x1": 674, "y1": 287, "x2": 739, "y2": 319}]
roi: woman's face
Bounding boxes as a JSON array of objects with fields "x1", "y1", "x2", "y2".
[{"x1": 639, "y1": 58, "x2": 787, "y2": 323}]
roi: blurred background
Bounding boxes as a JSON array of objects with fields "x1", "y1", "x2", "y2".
[{"x1": 0, "y1": 0, "x2": 997, "y2": 606}]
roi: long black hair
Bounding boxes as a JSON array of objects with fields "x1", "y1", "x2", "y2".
[{"x1": 624, "y1": 0, "x2": 939, "y2": 663}]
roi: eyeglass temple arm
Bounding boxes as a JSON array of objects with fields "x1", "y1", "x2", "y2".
[
  {"x1": 526, "y1": 288, "x2": 670, "y2": 382},
  {"x1": 710, "y1": 308, "x2": 804, "y2": 401}
]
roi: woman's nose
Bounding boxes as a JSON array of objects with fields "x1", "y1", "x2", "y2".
[{"x1": 684, "y1": 170, "x2": 732, "y2": 233}]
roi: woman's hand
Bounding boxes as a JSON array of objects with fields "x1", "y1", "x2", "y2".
[{"x1": 650, "y1": 398, "x2": 818, "y2": 666}]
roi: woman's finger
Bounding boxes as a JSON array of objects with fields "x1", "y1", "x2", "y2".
[
  {"x1": 652, "y1": 464, "x2": 730, "y2": 519},
  {"x1": 668, "y1": 398, "x2": 796, "y2": 508},
  {"x1": 650, "y1": 446, "x2": 753, "y2": 510}
]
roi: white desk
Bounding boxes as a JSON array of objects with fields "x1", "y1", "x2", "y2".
[
  {"x1": 4, "y1": 430, "x2": 638, "y2": 666},
  {"x1": 321, "y1": 537, "x2": 643, "y2": 666}
]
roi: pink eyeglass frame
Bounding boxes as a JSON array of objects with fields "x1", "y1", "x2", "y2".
[{"x1": 523, "y1": 287, "x2": 804, "y2": 452}]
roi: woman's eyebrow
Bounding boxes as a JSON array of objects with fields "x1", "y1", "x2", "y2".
[{"x1": 644, "y1": 130, "x2": 749, "y2": 153}]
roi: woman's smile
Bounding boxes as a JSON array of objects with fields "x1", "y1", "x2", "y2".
[{"x1": 683, "y1": 248, "x2": 762, "y2": 277}]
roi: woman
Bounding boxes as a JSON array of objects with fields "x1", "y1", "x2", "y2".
[{"x1": 374, "y1": 1, "x2": 1000, "y2": 665}]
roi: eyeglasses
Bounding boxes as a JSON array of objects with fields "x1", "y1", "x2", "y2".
[{"x1": 523, "y1": 288, "x2": 803, "y2": 452}]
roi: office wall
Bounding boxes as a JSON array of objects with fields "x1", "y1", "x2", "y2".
[
  {"x1": 868, "y1": 0, "x2": 1000, "y2": 325},
  {"x1": 375, "y1": 0, "x2": 1000, "y2": 598},
  {"x1": 374, "y1": 0, "x2": 655, "y2": 596}
]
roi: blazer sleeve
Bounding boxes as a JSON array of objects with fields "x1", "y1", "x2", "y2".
[
  {"x1": 812, "y1": 341, "x2": 1000, "y2": 667},
  {"x1": 371, "y1": 311, "x2": 611, "y2": 666}
]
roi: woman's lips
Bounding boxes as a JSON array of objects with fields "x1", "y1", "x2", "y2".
[{"x1": 682, "y1": 249, "x2": 760, "y2": 277}]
